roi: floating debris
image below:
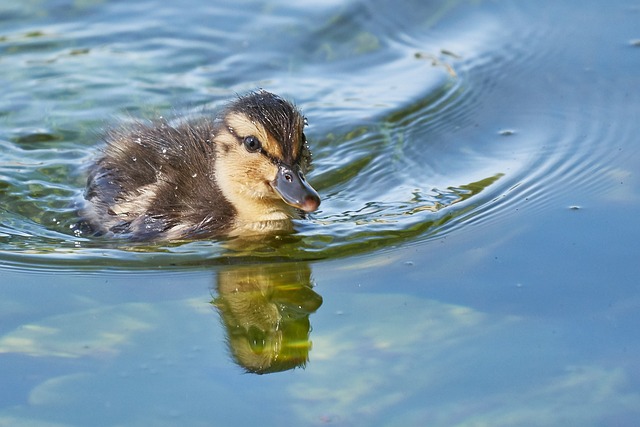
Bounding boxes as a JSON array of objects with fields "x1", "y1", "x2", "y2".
[
  {"x1": 440, "y1": 48, "x2": 462, "y2": 59},
  {"x1": 414, "y1": 51, "x2": 457, "y2": 78}
]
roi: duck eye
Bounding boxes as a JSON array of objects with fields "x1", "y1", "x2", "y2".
[{"x1": 243, "y1": 136, "x2": 262, "y2": 153}]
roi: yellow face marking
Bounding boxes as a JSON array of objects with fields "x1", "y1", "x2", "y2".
[
  {"x1": 214, "y1": 129, "x2": 293, "y2": 226},
  {"x1": 224, "y1": 112, "x2": 284, "y2": 161},
  {"x1": 213, "y1": 109, "x2": 306, "y2": 229}
]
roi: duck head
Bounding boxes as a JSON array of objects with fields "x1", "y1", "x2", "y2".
[{"x1": 214, "y1": 91, "x2": 320, "y2": 224}]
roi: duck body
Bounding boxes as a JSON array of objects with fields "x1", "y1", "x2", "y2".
[{"x1": 81, "y1": 91, "x2": 320, "y2": 240}]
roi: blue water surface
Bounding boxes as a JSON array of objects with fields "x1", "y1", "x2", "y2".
[{"x1": 1, "y1": 0, "x2": 639, "y2": 426}]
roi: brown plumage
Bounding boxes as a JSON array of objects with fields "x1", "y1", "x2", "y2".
[{"x1": 81, "y1": 91, "x2": 320, "y2": 240}]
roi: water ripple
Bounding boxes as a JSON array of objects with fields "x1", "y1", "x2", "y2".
[{"x1": 0, "y1": 0, "x2": 636, "y2": 271}]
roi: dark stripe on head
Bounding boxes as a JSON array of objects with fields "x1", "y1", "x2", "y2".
[{"x1": 225, "y1": 90, "x2": 304, "y2": 164}]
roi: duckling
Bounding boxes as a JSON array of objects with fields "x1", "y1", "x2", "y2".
[{"x1": 81, "y1": 90, "x2": 320, "y2": 240}]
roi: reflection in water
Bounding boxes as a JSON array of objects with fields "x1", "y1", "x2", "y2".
[{"x1": 212, "y1": 262, "x2": 322, "y2": 374}]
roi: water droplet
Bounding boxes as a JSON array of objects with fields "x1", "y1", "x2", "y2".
[
  {"x1": 132, "y1": 156, "x2": 137, "y2": 162},
  {"x1": 192, "y1": 173, "x2": 198, "y2": 178},
  {"x1": 161, "y1": 148, "x2": 167, "y2": 154}
]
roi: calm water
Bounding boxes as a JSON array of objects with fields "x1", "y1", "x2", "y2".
[{"x1": 1, "y1": 0, "x2": 640, "y2": 425}]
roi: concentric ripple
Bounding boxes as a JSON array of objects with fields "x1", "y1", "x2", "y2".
[{"x1": 0, "y1": 0, "x2": 635, "y2": 270}]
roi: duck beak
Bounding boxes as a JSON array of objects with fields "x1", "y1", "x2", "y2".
[{"x1": 271, "y1": 164, "x2": 320, "y2": 213}]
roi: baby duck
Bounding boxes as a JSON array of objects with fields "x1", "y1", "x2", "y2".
[{"x1": 81, "y1": 90, "x2": 320, "y2": 240}]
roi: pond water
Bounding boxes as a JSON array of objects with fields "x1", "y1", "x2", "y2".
[{"x1": 1, "y1": 0, "x2": 639, "y2": 425}]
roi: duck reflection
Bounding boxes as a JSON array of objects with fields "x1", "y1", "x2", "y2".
[{"x1": 212, "y1": 262, "x2": 322, "y2": 374}]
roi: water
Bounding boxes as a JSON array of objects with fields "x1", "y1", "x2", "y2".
[{"x1": 1, "y1": 0, "x2": 640, "y2": 425}]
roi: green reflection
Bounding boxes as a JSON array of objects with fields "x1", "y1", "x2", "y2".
[
  {"x1": 212, "y1": 262, "x2": 322, "y2": 374},
  {"x1": 0, "y1": 172, "x2": 504, "y2": 270}
]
